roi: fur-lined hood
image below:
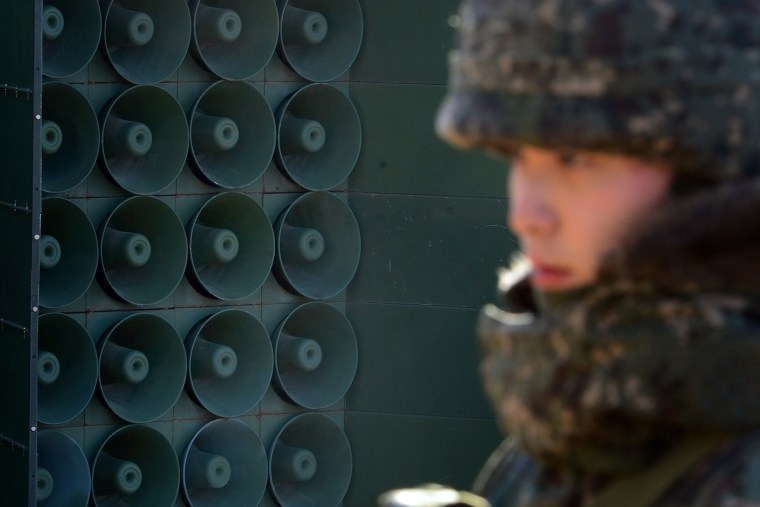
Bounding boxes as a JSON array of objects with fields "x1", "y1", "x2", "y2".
[{"x1": 599, "y1": 177, "x2": 760, "y2": 296}]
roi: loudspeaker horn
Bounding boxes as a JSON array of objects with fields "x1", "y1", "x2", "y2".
[
  {"x1": 189, "y1": 80, "x2": 276, "y2": 189},
  {"x1": 91, "y1": 424, "x2": 180, "y2": 506},
  {"x1": 101, "y1": 0, "x2": 191, "y2": 84},
  {"x1": 37, "y1": 431, "x2": 91, "y2": 507},
  {"x1": 275, "y1": 83, "x2": 362, "y2": 191},
  {"x1": 98, "y1": 313, "x2": 186, "y2": 423},
  {"x1": 185, "y1": 309, "x2": 273, "y2": 417},
  {"x1": 42, "y1": 0, "x2": 101, "y2": 78},
  {"x1": 38, "y1": 314, "x2": 98, "y2": 425},
  {"x1": 278, "y1": 0, "x2": 363, "y2": 82},
  {"x1": 272, "y1": 302, "x2": 357, "y2": 409},
  {"x1": 100, "y1": 85, "x2": 189, "y2": 195},
  {"x1": 268, "y1": 413, "x2": 352, "y2": 507},
  {"x1": 40, "y1": 198, "x2": 98, "y2": 309},
  {"x1": 99, "y1": 196, "x2": 188, "y2": 306},
  {"x1": 181, "y1": 418, "x2": 268, "y2": 507},
  {"x1": 189, "y1": 0, "x2": 279, "y2": 80},
  {"x1": 273, "y1": 191, "x2": 361, "y2": 299},
  {"x1": 41, "y1": 83, "x2": 100, "y2": 194},
  {"x1": 187, "y1": 192, "x2": 275, "y2": 300}
]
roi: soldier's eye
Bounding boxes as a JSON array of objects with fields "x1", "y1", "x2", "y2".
[
  {"x1": 558, "y1": 150, "x2": 579, "y2": 166},
  {"x1": 558, "y1": 150, "x2": 600, "y2": 170}
]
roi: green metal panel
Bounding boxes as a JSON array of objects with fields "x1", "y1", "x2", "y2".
[
  {"x1": 346, "y1": 303, "x2": 493, "y2": 418},
  {"x1": 0, "y1": 2, "x2": 40, "y2": 505},
  {"x1": 344, "y1": 412, "x2": 501, "y2": 506},
  {"x1": 348, "y1": 193, "x2": 513, "y2": 306},
  {"x1": 349, "y1": 84, "x2": 506, "y2": 197},
  {"x1": 352, "y1": 0, "x2": 461, "y2": 84}
]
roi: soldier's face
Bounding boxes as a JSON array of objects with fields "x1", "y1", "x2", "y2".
[{"x1": 508, "y1": 145, "x2": 672, "y2": 292}]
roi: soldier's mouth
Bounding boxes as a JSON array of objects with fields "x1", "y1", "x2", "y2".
[{"x1": 529, "y1": 262, "x2": 572, "y2": 290}]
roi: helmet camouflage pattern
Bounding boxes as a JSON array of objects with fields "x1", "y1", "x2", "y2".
[{"x1": 436, "y1": 0, "x2": 760, "y2": 181}]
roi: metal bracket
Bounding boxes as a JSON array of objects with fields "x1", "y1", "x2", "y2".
[
  {"x1": 0, "y1": 434, "x2": 28, "y2": 453},
  {"x1": 0, "y1": 83, "x2": 32, "y2": 100},
  {"x1": 0, "y1": 317, "x2": 28, "y2": 335},
  {"x1": 0, "y1": 200, "x2": 31, "y2": 214}
]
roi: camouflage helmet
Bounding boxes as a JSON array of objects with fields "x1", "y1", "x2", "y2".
[{"x1": 436, "y1": 0, "x2": 760, "y2": 181}]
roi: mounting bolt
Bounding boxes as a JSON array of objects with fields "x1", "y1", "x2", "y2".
[
  {"x1": 31, "y1": 426, "x2": 36, "y2": 432},
  {"x1": 32, "y1": 307, "x2": 38, "y2": 313},
  {"x1": 35, "y1": 115, "x2": 41, "y2": 120},
  {"x1": 33, "y1": 234, "x2": 40, "y2": 240}
]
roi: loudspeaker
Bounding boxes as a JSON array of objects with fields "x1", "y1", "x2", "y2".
[
  {"x1": 41, "y1": 83, "x2": 100, "y2": 194},
  {"x1": 91, "y1": 424, "x2": 180, "y2": 506},
  {"x1": 38, "y1": 314, "x2": 98, "y2": 425},
  {"x1": 100, "y1": 85, "x2": 189, "y2": 195},
  {"x1": 181, "y1": 418, "x2": 268, "y2": 507},
  {"x1": 187, "y1": 192, "x2": 275, "y2": 300},
  {"x1": 98, "y1": 313, "x2": 186, "y2": 423},
  {"x1": 273, "y1": 191, "x2": 361, "y2": 299},
  {"x1": 275, "y1": 83, "x2": 362, "y2": 191},
  {"x1": 189, "y1": 0, "x2": 279, "y2": 80},
  {"x1": 42, "y1": 0, "x2": 101, "y2": 78},
  {"x1": 185, "y1": 309, "x2": 273, "y2": 417},
  {"x1": 40, "y1": 198, "x2": 98, "y2": 309},
  {"x1": 272, "y1": 302, "x2": 357, "y2": 409},
  {"x1": 99, "y1": 196, "x2": 188, "y2": 306},
  {"x1": 101, "y1": 0, "x2": 191, "y2": 84},
  {"x1": 268, "y1": 413, "x2": 352, "y2": 507},
  {"x1": 188, "y1": 80, "x2": 276, "y2": 189},
  {"x1": 277, "y1": 0, "x2": 363, "y2": 82},
  {"x1": 37, "y1": 431, "x2": 91, "y2": 507}
]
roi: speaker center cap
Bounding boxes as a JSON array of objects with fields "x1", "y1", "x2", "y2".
[
  {"x1": 125, "y1": 123, "x2": 153, "y2": 157},
  {"x1": 124, "y1": 233, "x2": 152, "y2": 268},
  {"x1": 214, "y1": 118, "x2": 240, "y2": 151},
  {"x1": 205, "y1": 454, "x2": 232, "y2": 489},
  {"x1": 282, "y1": 336, "x2": 323, "y2": 372},
  {"x1": 42, "y1": 5, "x2": 65, "y2": 40},
  {"x1": 125, "y1": 11, "x2": 155, "y2": 46},
  {"x1": 217, "y1": 10, "x2": 242, "y2": 43},
  {"x1": 36, "y1": 468, "x2": 55, "y2": 502},
  {"x1": 210, "y1": 344, "x2": 238, "y2": 378},
  {"x1": 122, "y1": 349, "x2": 150, "y2": 384},
  {"x1": 39, "y1": 235, "x2": 62, "y2": 270},
  {"x1": 302, "y1": 11, "x2": 328, "y2": 44},
  {"x1": 297, "y1": 228, "x2": 325, "y2": 262},
  {"x1": 41, "y1": 120, "x2": 63, "y2": 156},
  {"x1": 292, "y1": 448, "x2": 318, "y2": 481},
  {"x1": 38, "y1": 351, "x2": 61, "y2": 385},
  {"x1": 211, "y1": 229, "x2": 240, "y2": 264},
  {"x1": 114, "y1": 459, "x2": 143, "y2": 495},
  {"x1": 301, "y1": 120, "x2": 326, "y2": 153}
]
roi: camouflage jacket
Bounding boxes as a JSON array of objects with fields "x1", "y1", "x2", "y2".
[{"x1": 473, "y1": 178, "x2": 760, "y2": 507}]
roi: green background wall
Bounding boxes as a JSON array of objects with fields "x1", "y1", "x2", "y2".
[
  {"x1": 0, "y1": 1, "x2": 512, "y2": 505},
  {"x1": 345, "y1": 2, "x2": 510, "y2": 502}
]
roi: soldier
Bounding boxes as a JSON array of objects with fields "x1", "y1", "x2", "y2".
[{"x1": 381, "y1": 0, "x2": 760, "y2": 506}]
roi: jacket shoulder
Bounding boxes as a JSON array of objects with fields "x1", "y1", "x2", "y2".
[
  {"x1": 472, "y1": 438, "x2": 541, "y2": 507},
  {"x1": 653, "y1": 429, "x2": 760, "y2": 507}
]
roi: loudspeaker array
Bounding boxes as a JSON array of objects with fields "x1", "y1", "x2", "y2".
[{"x1": 39, "y1": 0, "x2": 365, "y2": 504}]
